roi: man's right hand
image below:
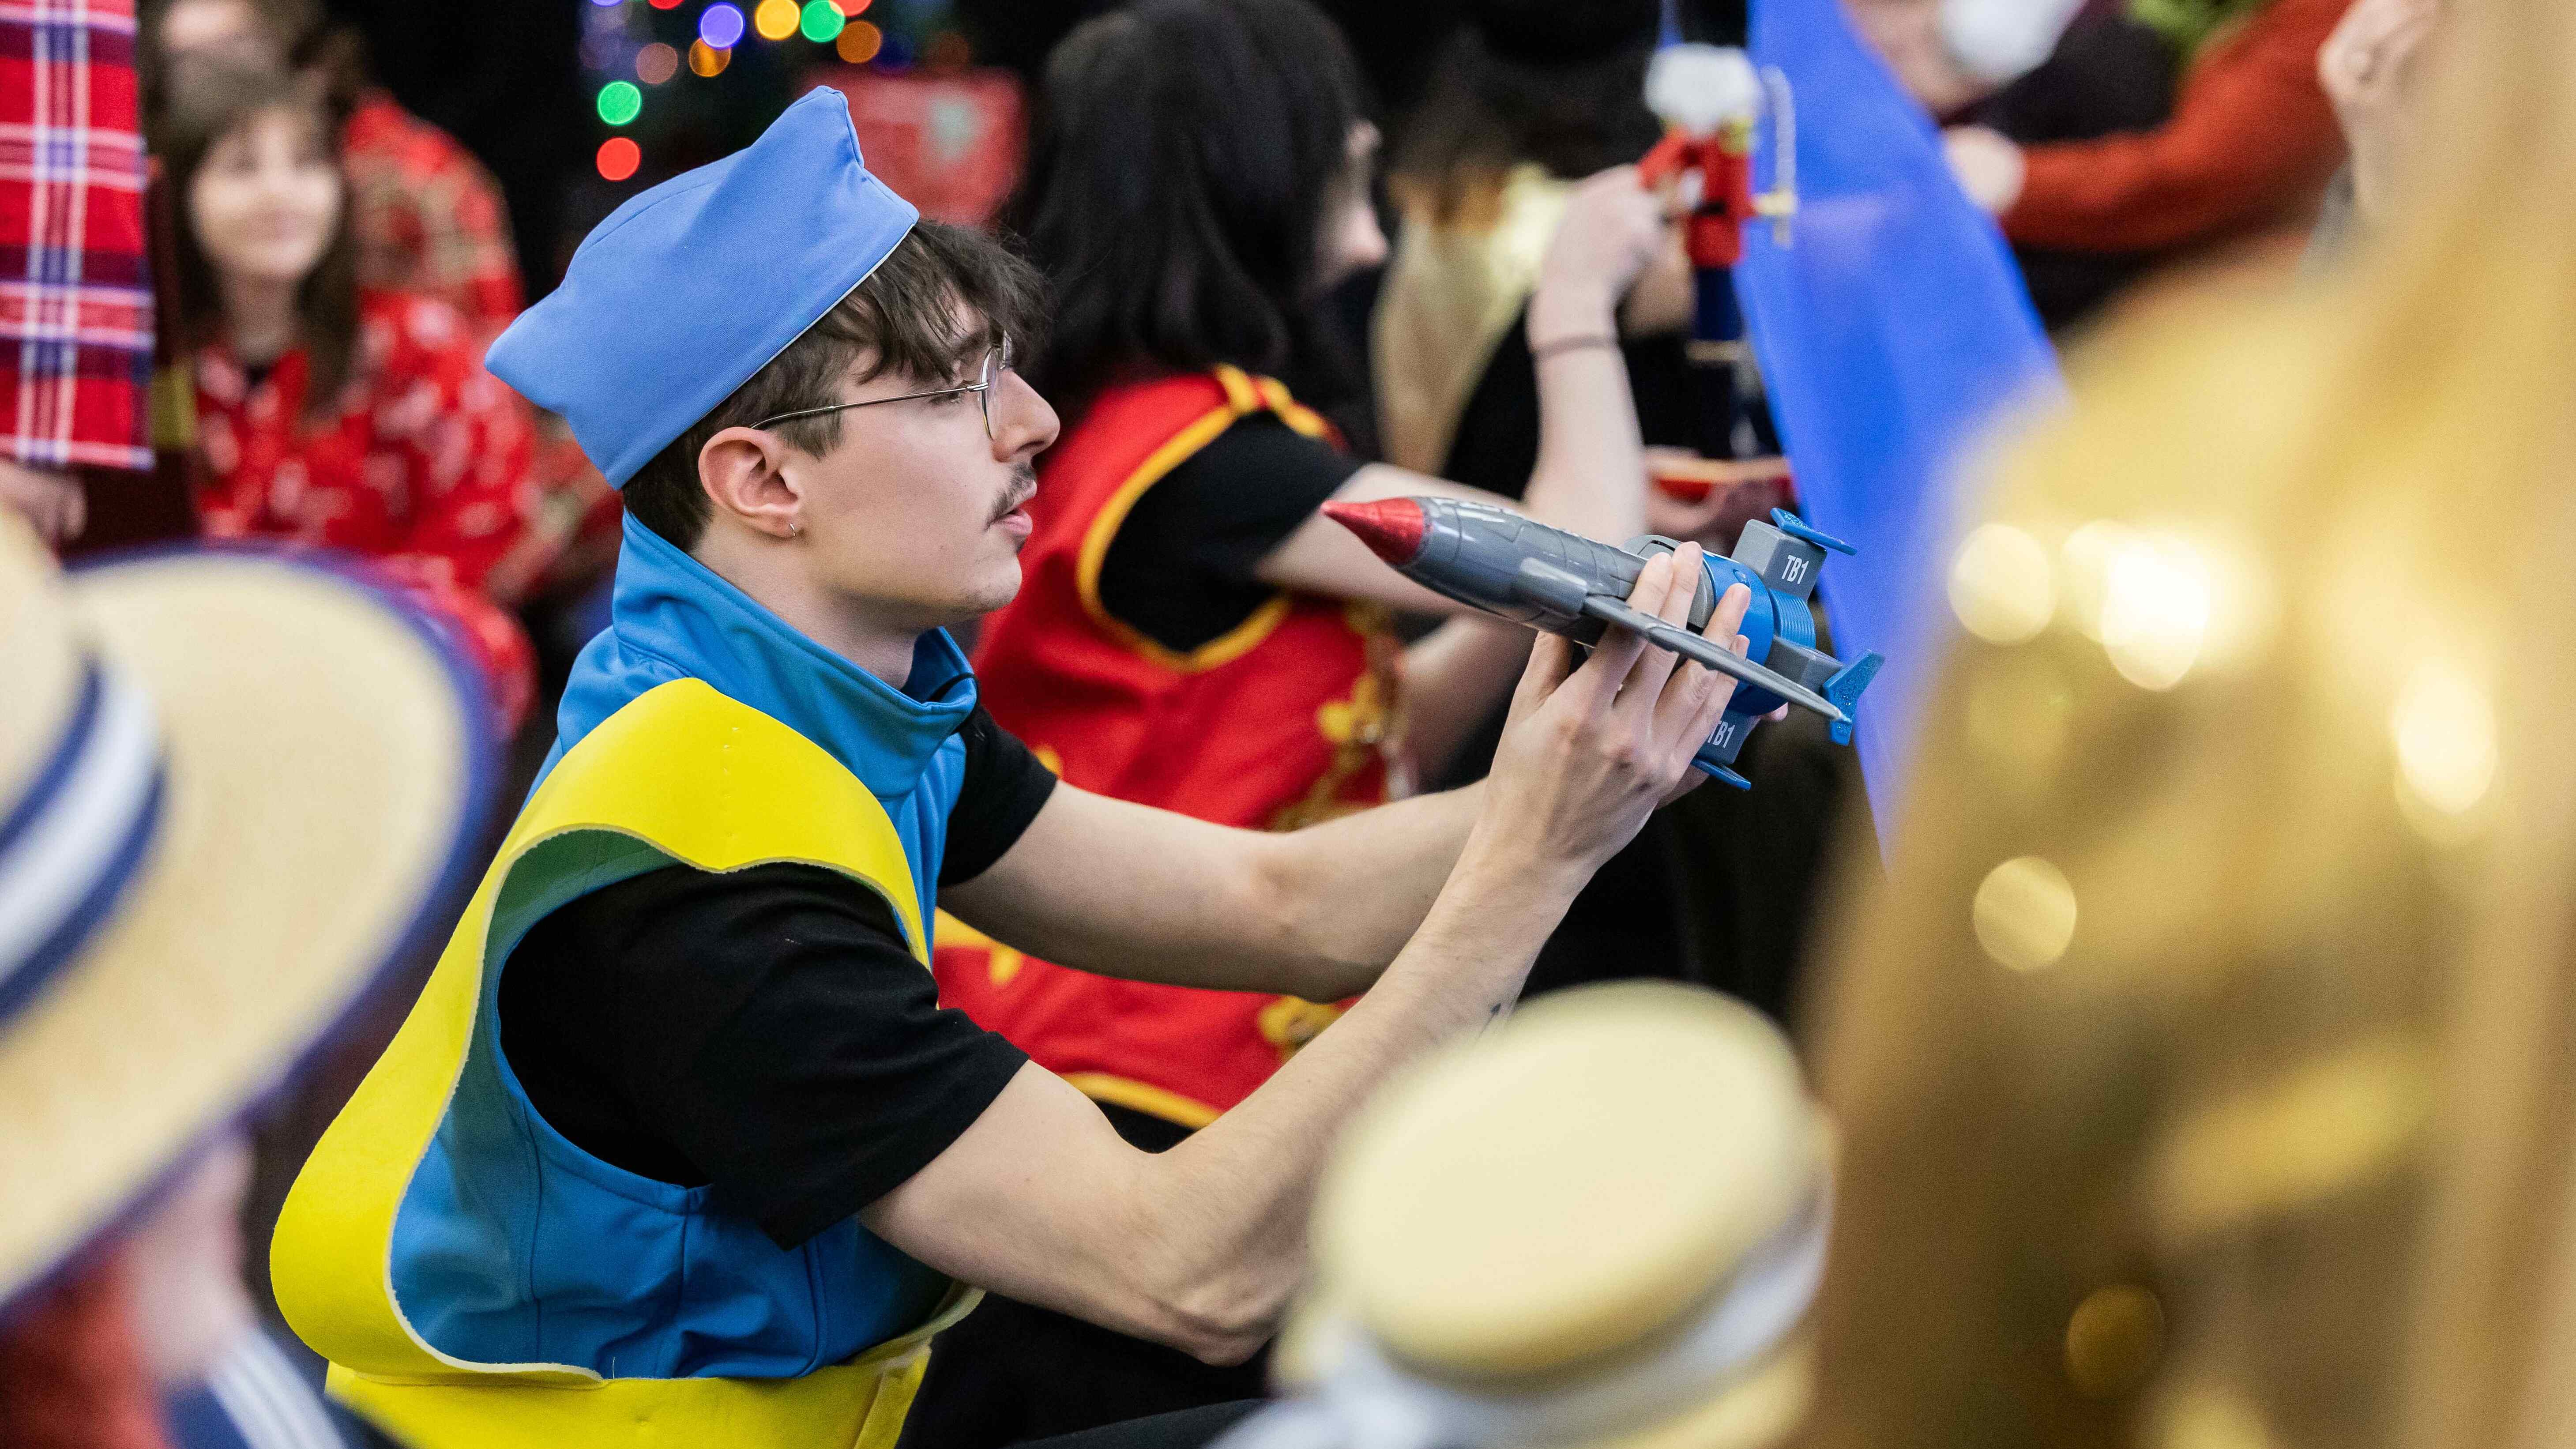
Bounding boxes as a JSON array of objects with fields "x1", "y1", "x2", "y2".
[
  {"x1": 1474, "y1": 542, "x2": 1751, "y2": 884},
  {"x1": 873, "y1": 551, "x2": 1758, "y2": 1368},
  {"x1": 0, "y1": 459, "x2": 86, "y2": 548}
]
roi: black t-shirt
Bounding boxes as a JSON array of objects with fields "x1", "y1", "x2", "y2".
[
  {"x1": 498, "y1": 704, "x2": 1057, "y2": 1250},
  {"x1": 1095, "y1": 412, "x2": 1363, "y2": 654}
]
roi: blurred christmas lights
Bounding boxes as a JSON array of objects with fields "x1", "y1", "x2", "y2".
[
  {"x1": 636, "y1": 42, "x2": 679, "y2": 84},
  {"x1": 800, "y1": 0, "x2": 844, "y2": 41},
  {"x1": 835, "y1": 20, "x2": 881, "y2": 61},
  {"x1": 753, "y1": 0, "x2": 799, "y2": 41},
  {"x1": 689, "y1": 39, "x2": 731, "y2": 75},
  {"x1": 699, "y1": 3, "x2": 746, "y2": 48},
  {"x1": 597, "y1": 80, "x2": 643, "y2": 125},
  {"x1": 597, "y1": 137, "x2": 642, "y2": 181}
]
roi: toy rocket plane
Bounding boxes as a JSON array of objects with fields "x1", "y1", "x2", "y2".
[{"x1": 1325, "y1": 497, "x2": 1881, "y2": 788}]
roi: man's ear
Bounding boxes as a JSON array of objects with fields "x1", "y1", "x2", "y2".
[{"x1": 697, "y1": 426, "x2": 804, "y2": 540}]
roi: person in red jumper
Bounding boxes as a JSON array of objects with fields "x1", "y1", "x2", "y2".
[
  {"x1": 146, "y1": 0, "x2": 613, "y2": 595},
  {"x1": 913, "y1": 2, "x2": 1672, "y2": 1443},
  {"x1": 1943, "y1": 0, "x2": 2355, "y2": 263},
  {"x1": 157, "y1": 58, "x2": 538, "y2": 727},
  {"x1": 948, "y1": 0, "x2": 1666, "y2": 1137}
]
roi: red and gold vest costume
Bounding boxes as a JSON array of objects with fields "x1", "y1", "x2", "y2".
[{"x1": 936, "y1": 366, "x2": 1404, "y2": 1126}]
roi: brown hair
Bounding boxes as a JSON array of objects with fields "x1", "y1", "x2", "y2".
[
  {"x1": 137, "y1": 0, "x2": 366, "y2": 124},
  {"x1": 620, "y1": 218, "x2": 1047, "y2": 551},
  {"x1": 1388, "y1": 28, "x2": 1662, "y2": 228},
  {"x1": 154, "y1": 56, "x2": 359, "y2": 422}
]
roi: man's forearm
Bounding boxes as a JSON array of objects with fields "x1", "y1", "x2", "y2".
[
  {"x1": 1128, "y1": 829, "x2": 1586, "y2": 1357},
  {"x1": 1252, "y1": 781, "x2": 1488, "y2": 999}
]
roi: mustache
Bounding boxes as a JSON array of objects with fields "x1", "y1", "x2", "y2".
[{"x1": 989, "y1": 466, "x2": 1038, "y2": 524}]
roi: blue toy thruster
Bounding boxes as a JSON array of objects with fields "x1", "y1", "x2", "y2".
[{"x1": 1324, "y1": 496, "x2": 1883, "y2": 790}]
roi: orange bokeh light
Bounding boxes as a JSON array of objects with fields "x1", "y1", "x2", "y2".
[{"x1": 835, "y1": 19, "x2": 881, "y2": 63}]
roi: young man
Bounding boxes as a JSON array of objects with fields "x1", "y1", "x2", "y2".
[{"x1": 272, "y1": 90, "x2": 1752, "y2": 1449}]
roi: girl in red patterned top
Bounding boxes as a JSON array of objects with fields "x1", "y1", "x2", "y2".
[{"x1": 155, "y1": 56, "x2": 538, "y2": 726}]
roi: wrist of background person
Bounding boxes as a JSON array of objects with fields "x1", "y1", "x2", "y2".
[{"x1": 1527, "y1": 281, "x2": 1621, "y2": 349}]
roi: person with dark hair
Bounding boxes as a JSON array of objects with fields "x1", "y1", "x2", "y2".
[
  {"x1": 1379, "y1": 0, "x2": 1699, "y2": 478},
  {"x1": 943, "y1": 0, "x2": 1666, "y2": 1163},
  {"x1": 1939, "y1": 0, "x2": 2356, "y2": 324},
  {"x1": 154, "y1": 58, "x2": 539, "y2": 726},
  {"x1": 270, "y1": 90, "x2": 1755, "y2": 1449},
  {"x1": 1371, "y1": 0, "x2": 1859, "y2": 1028},
  {"x1": 145, "y1": 0, "x2": 612, "y2": 599},
  {"x1": 914, "y1": 2, "x2": 1671, "y2": 1439},
  {"x1": 144, "y1": 0, "x2": 523, "y2": 342}
]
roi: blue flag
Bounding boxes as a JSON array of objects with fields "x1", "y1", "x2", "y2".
[{"x1": 1736, "y1": 0, "x2": 2063, "y2": 839}]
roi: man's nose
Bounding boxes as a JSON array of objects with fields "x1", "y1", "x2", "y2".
[{"x1": 993, "y1": 370, "x2": 1060, "y2": 461}]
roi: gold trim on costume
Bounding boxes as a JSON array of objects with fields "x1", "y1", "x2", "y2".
[
  {"x1": 1063, "y1": 1073, "x2": 1224, "y2": 1130},
  {"x1": 1071, "y1": 365, "x2": 1302, "y2": 674}
]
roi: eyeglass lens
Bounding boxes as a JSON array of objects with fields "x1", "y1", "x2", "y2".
[{"x1": 978, "y1": 340, "x2": 1012, "y2": 440}]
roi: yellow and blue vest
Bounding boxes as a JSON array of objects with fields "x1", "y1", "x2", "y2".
[{"x1": 273, "y1": 516, "x2": 986, "y2": 1446}]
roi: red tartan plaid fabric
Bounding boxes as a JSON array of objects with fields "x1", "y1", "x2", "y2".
[
  {"x1": 0, "y1": 0, "x2": 152, "y2": 473},
  {"x1": 194, "y1": 291, "x2": 541, "y2": 729}
]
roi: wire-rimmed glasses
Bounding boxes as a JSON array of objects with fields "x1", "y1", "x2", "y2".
[{"x1": 750, "y1": 339, "x2": 1014, "y2": 440}]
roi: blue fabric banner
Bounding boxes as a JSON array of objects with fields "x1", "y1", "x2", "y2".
[{"x1": 1736, "y1": 0, "x2": 2063, "y2": 839}]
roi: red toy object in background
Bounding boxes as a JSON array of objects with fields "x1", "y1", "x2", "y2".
[
  {"x1": 1649, "y1": 450, "x2": 1794, "y2": 504},
  {"x1": 1640, "y1": 125, "x2": 1762, "y2": 270},
  {"x1": 801, "y1": 68, "x2": 1025, "y2": 225}
]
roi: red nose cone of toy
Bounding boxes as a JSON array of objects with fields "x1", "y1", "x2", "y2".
[{"x1": 1323, "y1": 498, "x2": 1428, "y2": 566}]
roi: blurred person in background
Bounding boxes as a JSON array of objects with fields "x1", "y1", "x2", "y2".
[
  {"x1": 154, "y1": 58, "x2": 540, "y2": 728},
  {"x1": 1934, "y1": 0, "x2": 2356, "y2": 327},
  {"x1": 0, "y1": 512, "x2": 494, "y2": 1447},
  {"x1": 1922, "y1": 1, "x2": 2187, "y2": 329},
  {"x1": 145, "y1": 0, "x2": 613, "y2": 601},
  {"x1": 1800, "y1": 0, "x2": 2576, "y2": 1439},
  {"x1": 1380, "y1": 0, "x2": 1861, "y2": 1021},
  {"x1": 0, "y1": 0, "x2": 159, "y2": 553},
  {"x1": 2309, "y1": 0, "x2": 2439, "y2": 258},
  {"x1": 144, "y1": 0, "x2": 520, "y2": 341},
  {"x1": 919, "y1": 0, "x2": 1667, "y2": 1440}
]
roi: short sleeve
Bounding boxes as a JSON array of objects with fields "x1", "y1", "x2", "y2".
[
  {"x1": 1095, "y1": 412, "x2": 1362, "y2": 653},
  {"x1": 939, "y1": 706, "x2": 1058, "y2": 886}
]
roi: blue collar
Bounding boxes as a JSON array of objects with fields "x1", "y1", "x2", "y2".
[{"x1": 545, "y1": 515, "x2": 978, "y2": 800}]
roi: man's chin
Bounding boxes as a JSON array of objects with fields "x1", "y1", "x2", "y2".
[{"x1": 962, "y1": 558, "x2": 1024, "y2": 620}]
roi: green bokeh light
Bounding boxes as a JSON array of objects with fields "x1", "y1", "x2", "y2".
[
  {"x1": 800, "y1": 0, "x2": 845, "y2": 41},
  {"x1": 596, "y1": 80, "x2": 643, "y2": 127}
]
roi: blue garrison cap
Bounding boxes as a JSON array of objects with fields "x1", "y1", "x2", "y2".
[{"x1": 487, "y1": 88, "x2": 918, "y2": 488}]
